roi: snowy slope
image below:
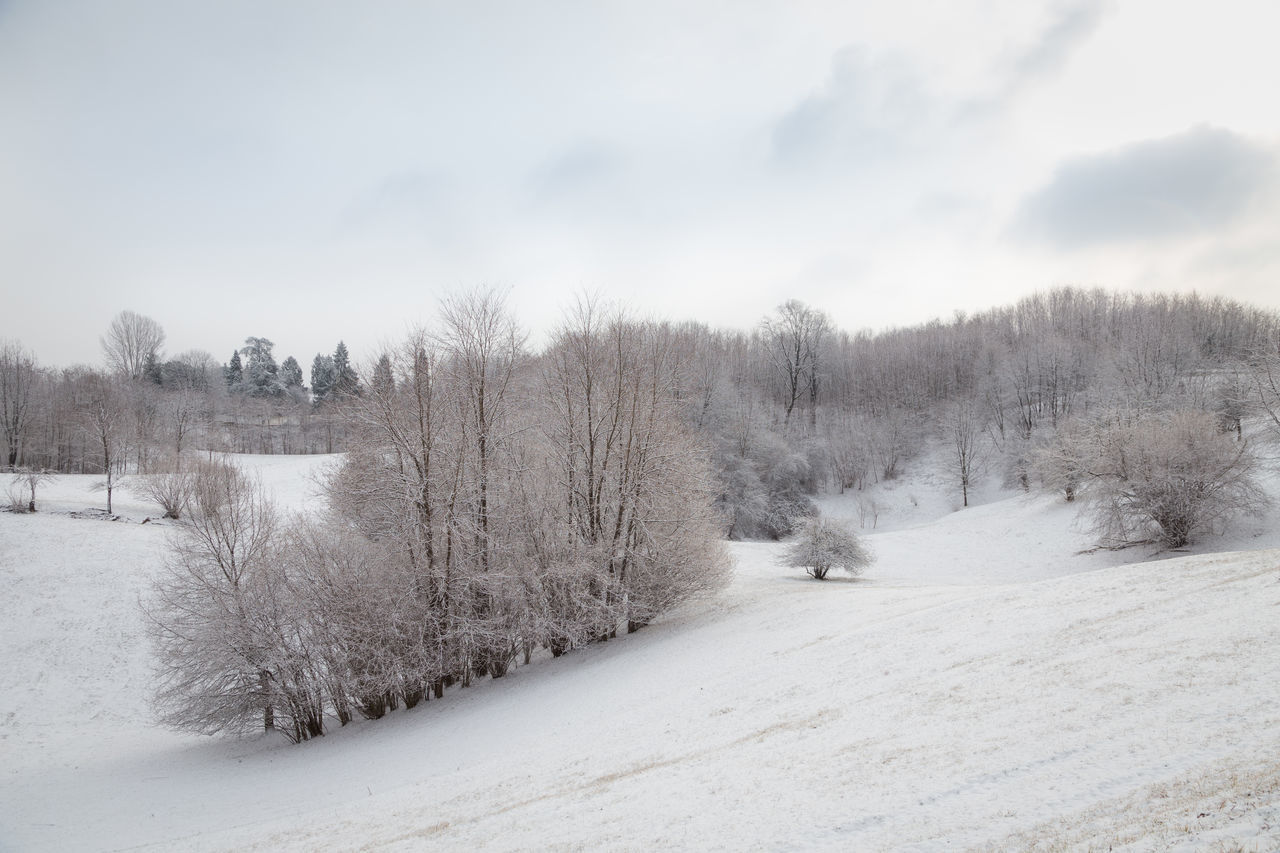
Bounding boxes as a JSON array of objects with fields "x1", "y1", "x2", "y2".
[{"x1": 2, "y1": 455, "x2": 1279, "y2": 852}]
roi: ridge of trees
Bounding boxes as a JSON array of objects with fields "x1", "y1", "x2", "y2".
[{"x1": 3, "y1": 287, "x2": 1279, "y2": 538}]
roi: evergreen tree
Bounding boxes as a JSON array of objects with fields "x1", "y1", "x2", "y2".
[
  {"x1": 371, "y1": 353, "x2": 394, "y2": 397},
  {"x1": 240, "y1": 337, "x2": 283, "y2": 398},
  {"x1": 332, "y1": 341, "x2": 359, "y2": 398},
  {"x1": 143, "y1": 351, "x2": 164, "y2": 386},
  {"x1": 280, "y1": 356, "x2": 304, "y2": 390},
  {"x1": 225, "y1": 351, "x2": 243, "y2": 392},
  {"x1": 310, "y1": 354, "x2": 335, "y2": 404}
]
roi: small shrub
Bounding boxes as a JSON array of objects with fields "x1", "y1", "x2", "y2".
[
  {"x1": 7, "y1": 468, "x2": 53, "y2": 513},
  {"x1": 139, "y1": 467, "x2": 196, "y2": 519},
  {"x1": 783, "y1": 517, "x2": 874, "y2": 580}
]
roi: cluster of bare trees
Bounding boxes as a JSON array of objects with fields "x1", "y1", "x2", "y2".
[
  {"x1": 6, "y1": 288, "x2": 1280, "y2": 546},
  {"x1": 666, "y1": 288, "x2": 1279, "y2": 539},
  {"x1": 148, "y1": 294, "x2": 729, "y2": 742}
]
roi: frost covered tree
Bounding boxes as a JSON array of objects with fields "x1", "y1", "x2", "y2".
[
  {"x1": 239, "y1": 337, "x2": 282, "y2": 398},
  {"x1": 1251, "y1": 346, "x2": 1280, "y2": 441},
  {"x1": 148, "y1": 459, "x2": 326, "y2": 742},
  {"x1": 310, "y1": 353, "x2": 335, "y2": 404},
  {"x1": 332, "y1": 341, "x2": 359, "y2": 398},
  {"x1": 540, "y1": 299, "x2": 730, "y2": 635},
  {"x1": 783, "y1": 517, "x2": 873, "y2": 580},
  {"x1": 760, "y1": 299, "x2": 830, "y2": 428},
  {"x1": 371, "y1": 353, "x2": 394, "y2": 397},
  {"x1": 947, "y1": 398, "x2": 986, "y2": 508},
  {"x1": 1076, "y1": 410, "x2": 1268, "y2": 549},
  {"x1": 81, "y1": 372, "x2": 129, "y2": 514},
  {"x1": 1031, "y1": 418, "x2": 1091, "y2": 502},
  {"x1": 280, "y1": 356, "x2": 304, "y2": 392},
  {"x1": 6, "y1": 467, "x2": 53, "y2": 513},
  {"x1": 225, "y1": 351, "x2": 244, "y2": 391},
  {"x1": 1, "y1": 340, "x2": 37, "y2": 470},
  {"x1": 101, "y1": 310, "x2": 165, "y2": 380}
]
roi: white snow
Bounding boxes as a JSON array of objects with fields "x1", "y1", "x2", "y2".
[{"x1": 2, "y1": 454, "x2": 1279, "y2": 851}]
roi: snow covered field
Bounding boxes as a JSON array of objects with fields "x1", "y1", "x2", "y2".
[{"x1": 2, "y1": 455, "x2": 1279, "y2": 851}]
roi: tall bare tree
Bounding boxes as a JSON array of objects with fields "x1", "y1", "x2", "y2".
[
  {"x1": 760, "y1": 300, "x2": 830, "y2": 429},
  {"x1": 102, "y1": 310, "x2": 166, "y2": 380},
  {"x1": 82, "y1": 372, "x2": 130, "y2": 513},
  {"x1": 1, "y1": 340, "x2": 37, "y2": 469}
]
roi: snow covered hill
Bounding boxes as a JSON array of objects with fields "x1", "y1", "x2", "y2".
[{"x1": 2, "y1": 455, "x2": 1278, "y2": 851}]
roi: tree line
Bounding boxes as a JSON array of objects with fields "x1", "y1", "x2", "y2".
[
  {"x1": 0, "y1": 314, "x2": 371, "y2": 489},
  {"x1": 5, "y1": 287, "x2": 1280, "y2": 536}
]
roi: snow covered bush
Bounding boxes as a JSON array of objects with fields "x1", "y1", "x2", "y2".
[
  {"x1": 783, "y1": 517, "x2": 873, "y2": 580},
  {"x1": 147, "y1": 458, "x2": 327, "y2": 743},
  {"x1": 1075, "y1": 410, "x2": 1268, "y2": 549},
  {"x1": 6, "y1": 468, "x2": 53, "y2": 513},
  {"x1": 1031, "y1": 418, "x2": 1093, "y2": 502},
  {"x1": 138, "y1": 465, "x2": 195, "y2": 519}
]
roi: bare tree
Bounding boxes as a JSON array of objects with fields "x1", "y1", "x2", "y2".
[
  {"x1": 82, "y1": 372, "x2": 130, "y2": 514},
  {"x1": 1251, "y1": 346, "x2": 1280, "y2": 441},
  {"x1": 541, "y1": 303, "x2": 729, "y2": 634},
  {"x1": 6, "y1": 467, "x2": 53, "y2": 513},
  {"x1": 438, "y1": 289, "x2": 526, "y2": 678},
  {"x1": 102, "y1": 310, "x2": 166, "y2": 380},
  {"x1": 147, "y1": 459, "x2": 327, "y2": 741},
  {"x1": 760, "y1": 300, "x2": 830, "y2": 429},
  {"x1": 947, "y1": 398, "x2": 986, "y2": 508},
  {"x1": 1, "y1": 340, "x2": 37, "y2": 470},
  {"x1": 1031, "y1": 418, "x2": 1091, "y2": 502}
]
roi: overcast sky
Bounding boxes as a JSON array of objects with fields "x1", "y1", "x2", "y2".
[{"x1": 3, "y1": 0, "x2": 1279, "y2": 370}]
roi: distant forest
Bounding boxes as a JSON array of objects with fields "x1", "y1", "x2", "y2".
[{"x1": 4, "y1": 287, "x2": 1280, "y2": 540}]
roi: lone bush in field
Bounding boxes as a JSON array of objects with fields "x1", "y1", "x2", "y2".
[
  {"x1": 784, "y1": 517, "x2": 873, "y2": 580},
  {"x1": 139, "y1": 464, "x2": 195, "y2": 519},
  {"x1": 1074, "y1": 410, "x2": 1268, "y2": 549},
  {"x1": 6, "y1": 468, "x2": 52, "y2": 513}
]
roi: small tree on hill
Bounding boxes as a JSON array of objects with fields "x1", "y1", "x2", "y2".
[{"x1": 783, "y1": 517, "x2": 873, "y2": 580}]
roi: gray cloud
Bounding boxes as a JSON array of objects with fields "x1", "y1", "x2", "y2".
[
  {"x1": 770, "y1": 47, "x2": 932, "y2": 168},
  {"x1": 528, "y1": 141, "x2": 627, "y2": 205},
  {"x1": 341, "y1": 173, "x2": 449, "y2": 230},
  {"x1": 1011, "y1": 126, "x2": 1278, "y2": 248},
  {"x1": 958, "y1": 1, "x2": 1107, "y2": 121},
  {"x1": 1012, "y1": 1, "x2": 1107, "y2": 80}
]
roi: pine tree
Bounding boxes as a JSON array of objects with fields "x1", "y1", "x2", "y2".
[
  {"x1": 225, "y1": 351, "x2": 244, "y2": 392},
  {"x1": 333, "y1": 341, "x2": 359, "y2": 398},
  {"x1": 143, "y1": 351, "x2": 164, "y2": 386},
  {"x1": 280, "y1": 356, "x2": 304, "y2": 390},
  {"x1": 240, "y1": 337, "x2": 282, "y2": 398},
  {"x1": 371, "y1": 353, "x2": 394, "y2": 397},
  {"x1": 310, "y1": 354, "x2": 335, "y2": 405}
]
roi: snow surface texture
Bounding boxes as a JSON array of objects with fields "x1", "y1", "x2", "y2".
[{"x1": 2, "y1": 455, "x2": 1279, "y2": 851}]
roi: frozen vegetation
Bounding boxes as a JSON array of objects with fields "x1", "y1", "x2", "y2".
[
  {"x1": 2, "y1": 450, "x2": 1280, "y2": 851},
  {"x1": 3, "y1": 288, "x2": 1280, "y2": 849}
]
